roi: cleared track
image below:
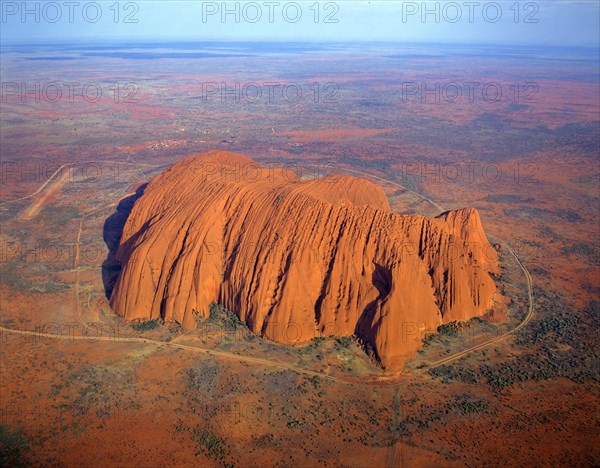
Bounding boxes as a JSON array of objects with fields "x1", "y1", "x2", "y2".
[{"x1": 0, "y1": 159, "x2": 534, "y2": 387}]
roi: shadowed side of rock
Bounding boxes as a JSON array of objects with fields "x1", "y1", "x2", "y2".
[{"x1": 110, "y1": 151, "x2": 499, "y2": 370}]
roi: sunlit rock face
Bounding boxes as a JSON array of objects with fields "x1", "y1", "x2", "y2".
[{"x1": 110, "y1": 151, "x2": 499, "y2": 370}]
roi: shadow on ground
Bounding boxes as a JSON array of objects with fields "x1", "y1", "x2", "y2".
[{"x1": 102, "y1": 184, "x2": 147, "y2": 299}]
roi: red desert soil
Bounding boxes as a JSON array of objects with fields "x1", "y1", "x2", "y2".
[{"x1": 110, "y1": 151, "x2": 500, "y2": 371}]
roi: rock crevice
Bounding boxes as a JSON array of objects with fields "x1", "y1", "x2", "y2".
[{"x1": 110, "y1": 151, "x2": 499, "y2": 369}]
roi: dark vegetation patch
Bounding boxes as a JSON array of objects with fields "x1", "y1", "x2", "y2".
[
  {"x1": 0, "y1": 261, "x2": 70, "y2": 294},
  {"x1": 186, "y1": 360, "x2": 219, "y2": 395},
  {"x1": 334, "y1": 336, "x2": 354, "y2": 348},
  {"x1": 529, "y1": 266, "x2": 550, "y2": 277},
  {"x1": 402, "y1": 118, "x2": 599, "y2": 163},
  {"x1": 486, "y1": 194, "x2": 534, "y2": 204},
  {"x1": 538, "y1": 226, "x2": 561, "y2": 243},
  {"x1": 130, "y1": 318, "x2": 161, "y2": 332},
  {"x1": 571, "y1": 172, "x2": 600, "y2": 184},
  {"x1": 206, "y1": 302, "x2": 246, "y2": 331},
  {"x1": 0, "y1": 262, "x2": 33, "y2": 292},
  {"x1": 174, "y1": 421, "x2": 233, "y2": 466},
  {"x1": 429, "y1": 289, "x2": 599, "y2": 390},
  {"x1": 422, "y1": 317, "x2": 496, "y2": 348},
  {"x1": 504, "y1": 207, "x2": 582, "y2": 222},
  {"x1": 192, "y1": 428, "x2": 228, "y2": 462},
  {"x1": 0, "y1": 425, "x2": 30, "y2": 467},
  {"x1": 560, "y1": 242, "x2": 600, "y2": 267},
  {"x1": 395, "y1": 394, "x2": 493, "y2": 435},
  {"x1": 39, "y1": 205, "x2": 80, "y2": 224}
]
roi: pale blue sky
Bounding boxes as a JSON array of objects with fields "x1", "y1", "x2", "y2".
[{"x1": 1, "y1": 0, "x2": 599, "y2": 46}]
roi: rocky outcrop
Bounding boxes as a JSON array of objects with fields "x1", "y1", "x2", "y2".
[{"x1": 110, "y1": 151, "x2": 499, "y2": 370}]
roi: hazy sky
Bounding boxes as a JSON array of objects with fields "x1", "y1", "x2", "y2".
[{"x1": 1, "y1": 0, "x2": 599, "y2": 46}]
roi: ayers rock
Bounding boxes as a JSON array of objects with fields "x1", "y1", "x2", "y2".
[{"x1": 110, "y1": 151, "x2": 500, "y2": 370}]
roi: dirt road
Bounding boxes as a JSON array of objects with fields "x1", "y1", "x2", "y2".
[{"x1": 1, "y1": 160, "x2": 534, "y2": 389}]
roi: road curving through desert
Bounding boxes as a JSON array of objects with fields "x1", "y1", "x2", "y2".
[
  {"x1": 338, "y1": 166, "x2": 535, "y2": 376},
  {"x1": 0, "y1": 158, "x2": 534, "y2": 387}
]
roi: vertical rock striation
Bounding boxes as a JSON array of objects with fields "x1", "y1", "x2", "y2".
[{"x1": 110, "y1": 151, "x2": 499, "y2": 369}]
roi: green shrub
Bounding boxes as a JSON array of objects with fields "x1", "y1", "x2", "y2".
[
  {"x1": 208, "y1": 302, "x2": 244, "y2": 330},
  {"x1": 335, "y1": 336, "x2": 353, "y2": 348},
  {"x1": 131, "y1": 319, "x2": 161, "y2": 332},
  {"x1": 192, "y1": 428, "x2": 227, "y2": 461}
]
